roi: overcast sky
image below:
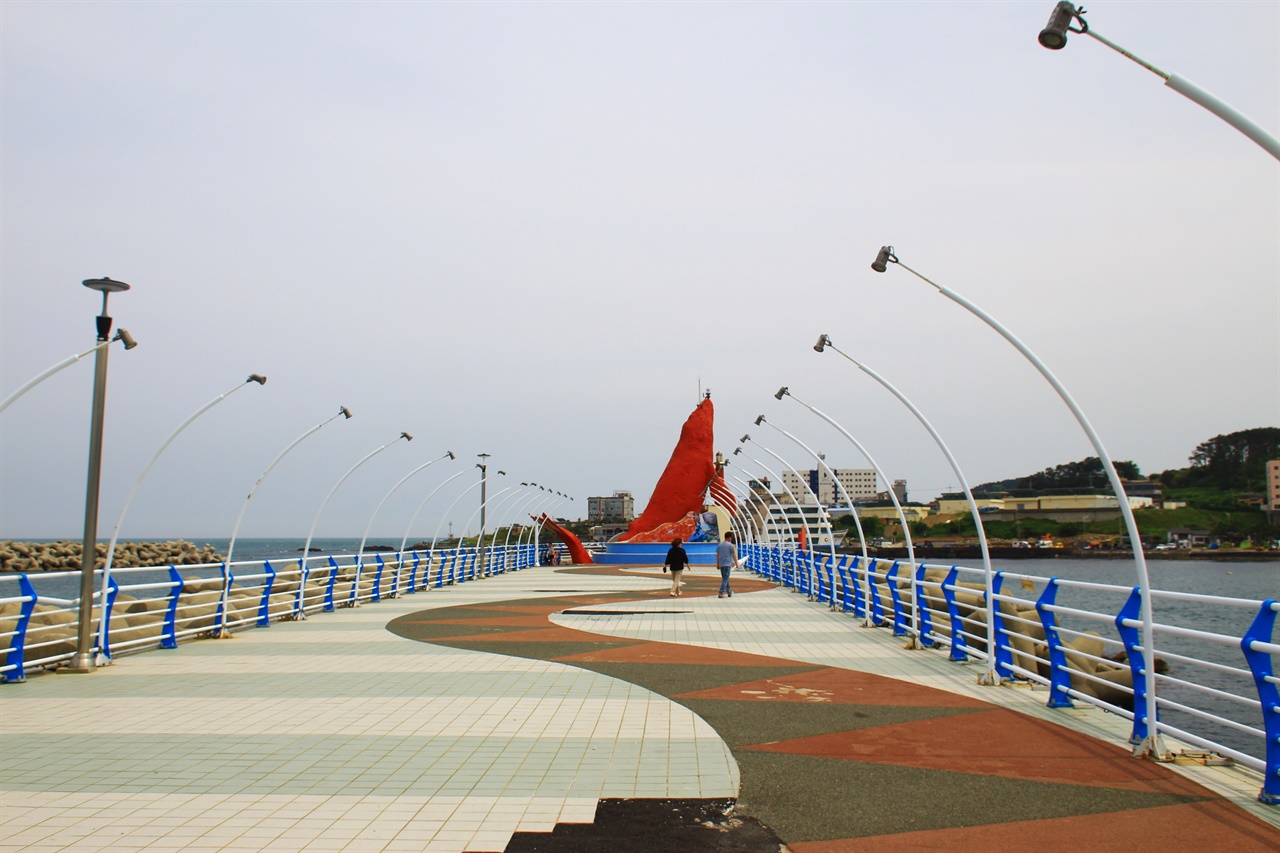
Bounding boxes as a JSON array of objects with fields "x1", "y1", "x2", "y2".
[{"x1": 1, "y1": 1, "x2": 1276, "y2": 542}]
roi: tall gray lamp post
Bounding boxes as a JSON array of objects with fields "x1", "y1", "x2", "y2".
[{"x1": 72, "y1": 277, "x2": 131, "y2": 673}]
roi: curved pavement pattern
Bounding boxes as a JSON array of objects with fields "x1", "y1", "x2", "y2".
[{"x1": 1, "y1": 563, "x2": 1276, "y2": 852}]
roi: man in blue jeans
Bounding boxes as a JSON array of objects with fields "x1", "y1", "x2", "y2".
[{"x1": 716, "y1": 531, "x2": 736, "y2": 599}]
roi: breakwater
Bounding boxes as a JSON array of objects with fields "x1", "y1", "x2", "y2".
[{"x1": 0, "y1": 540, "x2": 225, "y2": 573}]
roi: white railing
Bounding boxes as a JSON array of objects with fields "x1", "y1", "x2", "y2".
[
  {"x1": 739, "y1": 542, "x2": 1279, "y2": 806},
  {"x1": 0, "y1": 542, "x2": 544, "y2": 677}
]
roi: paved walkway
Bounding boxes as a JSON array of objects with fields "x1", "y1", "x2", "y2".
[{"x1": 2, "y1": 563, "x2": 1276, "y2": 852}]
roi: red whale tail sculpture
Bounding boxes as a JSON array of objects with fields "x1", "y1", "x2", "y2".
[{"x1": 622, "y1": 396, "x2": 716, "y2": 543}]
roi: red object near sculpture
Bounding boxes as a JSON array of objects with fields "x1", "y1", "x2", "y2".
[
  {"x1": 621, "y1": 397, "x2": 717, "y2": 543},
  {"x1": 535, "y1": 513, "x2": 594, "y2": 565},
  {"x1": 708, "y1": 470, "x2": 736, "y2": 514}
]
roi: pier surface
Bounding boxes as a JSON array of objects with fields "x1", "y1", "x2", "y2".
[{"x1": 2, "y1": 564, "x2": 1277, "y2": 851}]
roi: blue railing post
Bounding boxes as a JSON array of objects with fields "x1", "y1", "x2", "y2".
[
  {"x1": 885, "y1": 560, "x2": 907, "y2": 637},
  {"x1": 257, "y1": 560, "x2": 275, "y2": 627},
  {"x1": 372, "y1": 554, "x2": 385, "y2": 602},
  {"x1": 3, "y1": 575, "x2": 38, "y2": 682},
  {"x1": 866, "y1": 558, "x2": 885, "y2": 626},
  {"x1": 845, "y1": 556, "x2": 862, "y2": 616},
  {"x1": 990, "y1": 572, "x2": 1014, "y2": 681},
  {"x1": 943, "y1": 565, "x2": 969, "y2": 662},
  {"x1": 1036, "y1": 578, "x2": 1074, "y2": 708},
  {"x1": 1115, "y1": 587, "x2": 1155, "y2": 745},
  {"x1": 97, "y1": 575, "x2": 121, "y2": 660},
  {"x1": 1240, "y1": 599, "x2": 1279, "y2": 804},
  {"x1": 409, "y1": 551, "x2": 421, "y2": 592},
  {"x1": 326, "y1": 556, "x2": 342, "y2": 611},
  {"x1": 914, "y1": 564, "x2": 935, "y2": 648},
  {"x1": 162, "y1": 567, "x2": 182, "y2": 649}
]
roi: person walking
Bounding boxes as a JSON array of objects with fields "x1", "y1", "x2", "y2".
[
  {"x1": 663, "y1": 536, "x2": 690, "y2": 597},
  {"x1": 716, "y1": 531, "x2": 736, "y2": 599}
]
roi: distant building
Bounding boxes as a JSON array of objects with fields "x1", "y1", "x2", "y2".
[
  {"x1": 587, "y1": 491, "x2": 634, "y2": 523},
  {"x1": 781, "y1": 464, "x2": 876, "y2": 506}
]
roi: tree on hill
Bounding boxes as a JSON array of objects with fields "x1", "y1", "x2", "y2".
[
  {"x1": 1164, "y1": 427, "x2": 1280, "y2": 491},
  {"x1": 972, "y1": 456, "x2": 1140, "y2": 496}
]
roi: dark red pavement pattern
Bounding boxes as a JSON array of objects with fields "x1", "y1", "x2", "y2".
[{"x1": 386, "y1": 566, "x2": 1279, "y2": 853}]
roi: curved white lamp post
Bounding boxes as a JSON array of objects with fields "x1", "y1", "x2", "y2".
[
  {"x1": 723, "y1": 472, "x2": 769, "y2": 545},
  {"x1": 355, "y1": 450, "x2": 455, "y2": 596},
  {"x1": 746, "y1": 428, "x2": 835, "y2": 595},
  {"x1": 484, "y1": 484, "x2": 538, "y2": 571},
  {"x1": 872, "y1": 245, "x2": 1164, "y2": 754},
  {"x1": 815, "y1": 334, "x2": 996, "y2": 677},
  {"x1": 776, "y1": 386, "x2": 924, "y2": 644},
  {"x1": 95, "y1": 373, "x2": 267, "y2": 662},
  {"x1": 0, "y1": 329, "x2": 137, "y2": 416},
  {"x1": 718, "y1": 476, "x2": 759, "y2": 544},
  {"x1": 727, "y1": 464, "x2": 798, "y2": 582},
  {"x1": 430, "y1": 471, "x2": 505, "y2": 566},
  {"x1": 296, "y1": 431, "x2": 412, "y2": 616},
  {"x1": 734, "y1": 443, "x2": 811, "y2": 591},
  {"x1": 500, "y1": 485, "x2": 543, "y2": 563},
  {"x1": 1038, "y1": 2, "x2": 1280, "y2": 161},
  {"x1": 753, "y1": 413, "x2": 872, "y2": 616},
  {"x1": 219, "y1": 405, "x2": 353, "y2": 635},
  {"x1": 728, "y1": 457, "x2": 797, "y2": 546},
  {"x1": 458, "y1": 472, "x2": 508, "y2": 576}
]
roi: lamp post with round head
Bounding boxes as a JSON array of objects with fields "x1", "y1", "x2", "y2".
[
  {"x1": 72, "y1": 277, "x2": 131, "y2": 672},
  {"x1": 1036, "y1": 2, "x2": 1279, "y2": 161},
  {"x1": 871, "y1": 245, "x2": 1164, "y2": 754}
]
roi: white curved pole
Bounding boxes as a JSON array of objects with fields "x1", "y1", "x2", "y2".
[
  {"x1": 358, "y1": 451, "x2": 455, "y2": 568},
  {"x1": 485, "y1": 486, "x2": 536, "y2": 571},
  {"x1": 532, "y1": 497, "x2": 569, "y2": 562},
  {"x1": 745, "y1": 435, "x2": 830, "y2": 596},
  {"x1": 883, "y1": 251, "x2": 1163, "y2": 754},
  {"x1": 723, "y1": 473, "x2": 767, "y2": 545},
  {"x1": 96, "y1": 374, "x2": 266, "y2": 661},
  {"x1": 459, "y1": 481, "x2": 511, "y2": 576},
  {"x1": 719, "y1": 478, "x2": 760, "y2": 544},
  {"x1": 1076, "y1": 18, "x2": 1280, "y2": 161},
  {"x1": 219, "y1": 404, "x2": 351, "y2": 636},
  {"x1": 399, "y1": 467, "x2": 470, "y2": 553},
  {"x1": 354, "y1": 450, "x2": 454, "y2": 600},
  {"x1": 735, "y1": 447, "x2": 809, "y2": 590},
  {"x1": 502, "y1": 489, "x2": 548, "y2": 566},
  {"x1": 726, "y1": 468, "x2": 795, "y2": 580},
  {"x1": 517, "y1": 492, "x2": 557, "y2": 549},
  {"x1": 819, "y1": 339, "x2": 996, "y2": 679},
  {"x1": 755, "y1": 415, "x2": 871, "y2": 618},
  {"x1": 430, "y1": 477, "x2": 488, "y2": 556},
  {"x1": 727, "y1": 465, "x2": 796, "y2": 547},
  {"x1": 298, "y1": 432, "x2": 411, "y2": 613},
  {"x1": 780, "y1": 389, "x2": 923, "y2": 645},
  {"x1": 0, "y1": 334, "x2": 133, "y2": 415},
  {"x1": 227, "y1": 406, "x2": 351, "y2": 567}
]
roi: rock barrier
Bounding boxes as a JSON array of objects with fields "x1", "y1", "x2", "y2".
[{"x1": 0, "y1": 540, "x2": 225, "y2": 574}]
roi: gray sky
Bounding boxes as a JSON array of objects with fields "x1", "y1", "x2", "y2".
[{"x1": 2, "y1": 1, "x2": 1277, "y2": 541}]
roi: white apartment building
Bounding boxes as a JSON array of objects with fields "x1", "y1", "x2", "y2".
[
  {"x1": 587, "y1": 491, "x2": 635, "y2": 523},
  {"x1": 780, "y1": 465, "x2": 876, "y2": 506}
]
